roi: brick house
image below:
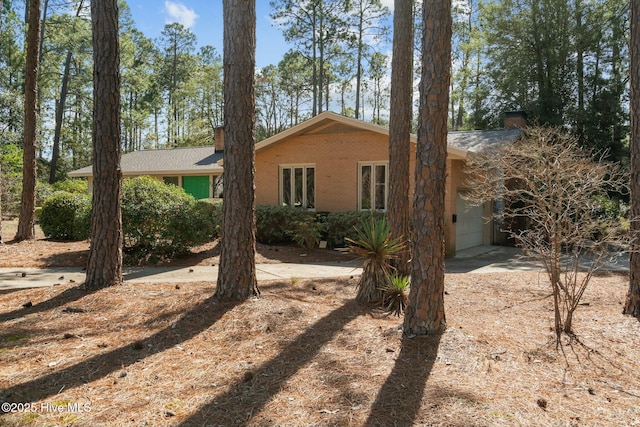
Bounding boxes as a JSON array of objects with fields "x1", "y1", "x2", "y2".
[
  {"x1": 68, "y1": 111, "x2": 523, "y2": 255},
  {"x1": 254, "y1": 111, "x2": 521, "y2": 255}
]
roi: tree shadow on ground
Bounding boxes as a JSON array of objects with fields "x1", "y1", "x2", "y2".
[
  {"x1": 0, "y1": 296, "x2": 237, "y2": 404},
  {"x1": 162, "y1": 239, "x2": 357, "y2": 267},
  {"x1": 0, "y1": 285, "x2": 101, "y2": 323},
  {"x1": 41, "y1": 249, "x2": 88, "y2": 267},
  {"x1": 175, "y1": 299, "x2": 365, "y2": 426},
  {"x1": 364, "y1": 334, "x2": 442, "y2": 426}
]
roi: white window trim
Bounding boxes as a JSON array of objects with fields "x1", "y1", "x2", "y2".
[
  {"x1": 279, "y1": 164, "x2": 316, "y2": 211},
  {"x1": 358, "y1": 161, "x2": 388, "y2": 211}
]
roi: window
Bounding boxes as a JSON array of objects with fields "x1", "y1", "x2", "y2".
[
  {"x1": 280, "y1": 165, "x2": 315, "y2": 210},
  {"x1": 359, "y1": 162, "x2": 387, "y2": 210},
  {"x1": 163, "y1": 176, "x2": 179, "y2": 186},
  {"x1": 213, "y1": 175, "x2": 223, "y2": 198}
]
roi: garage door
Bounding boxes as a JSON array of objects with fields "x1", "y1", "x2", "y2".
[
  {"x1": 455, "y1": 192, "x2": 484, "y2": 251},
  {"x1": 182, "y1": 176, "x2": 210, "y2": 199}
]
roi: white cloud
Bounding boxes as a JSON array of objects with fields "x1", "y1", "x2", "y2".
[
  {"x1": 164, "y1": 1, "x2": 198, "y2": 28},
  {"x1": 381, "y1": 0, "x2": 394, "y2": 12}
]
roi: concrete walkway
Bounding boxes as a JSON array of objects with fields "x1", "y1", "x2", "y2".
[
  {"x1": 0, "y1": 246, "x2": 629, "y2": 290},
  {"x1": 0, "y1": 261, "x2": 363, "y2": 290}
]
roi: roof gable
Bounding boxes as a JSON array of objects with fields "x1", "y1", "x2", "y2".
[
  {"x1": 255, "y1": 111, "x2": 402, "y2": 151},
  {"x1": 255, "y1": 111, "x2": 473, "y2": 159}
]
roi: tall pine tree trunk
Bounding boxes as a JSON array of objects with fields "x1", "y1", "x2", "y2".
[
  {"x1": 215, "y1": 0, "x2": 258, "y2": 301},
  {"x1": 355, "y1": 14, "x2": 363, "y2": 120},
  {"x1": 311, "y1": 10, "x2": 318, "y2": 117},
  {"x1": 37, "y1": 0, "x2": 48, "y2": 67},
  {"x1": 15, "y1": 0, "x2": 41, "y2": 242},
  {"x1": 388, "y1": 0, "x2": 413, "y2": 277},
  {"x1": 318, "y1": 13, "x2": 325, "y2": 115},
  {"x1": 403, "y1": 0, "x2": 452, "y2": 336},
  {"x1": 49, "y1": 50, "x2": 72, "y2": 183},
  {"x1": 625, "y1": 0, "x2": 640, "y2": 318},
  {"x1": 0, "y1": 0, "x2": 3, "y2": 242},
  {"x1": 0, "y1": 160, "x2": 3, "y2": 244},
  {"x1": 49, "y1": 0, "x2": 83, "y2": 183},
  {"x1": 576, "y1": 0, "x2": 585, "y2": 142},
  {"x1": 85, "y1": 0, "x2": 123, "y2": 289}
]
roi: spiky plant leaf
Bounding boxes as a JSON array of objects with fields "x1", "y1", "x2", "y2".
[
  {"x1": 347, "y1": 217, "x2": 404, "y2": 304},
  {"x1": 380, "y1": 274, "x2": 410, "y2": 316}
]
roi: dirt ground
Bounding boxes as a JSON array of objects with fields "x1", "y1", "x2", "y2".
[
  {"x1": 0, "y1": 220, "x2": 355, "y2": 268},
  {"x1": 1, "y1": 220, "x2": 640, "y2": 426}
]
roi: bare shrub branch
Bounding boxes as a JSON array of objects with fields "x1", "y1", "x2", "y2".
[{"x1": 464, "y1": 126, "x2": 630, "y2": 346}]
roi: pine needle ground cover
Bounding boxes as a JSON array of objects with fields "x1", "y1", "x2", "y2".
[
  {"x1": 0, "y1": 220, "x2": 352, "y2": 268},
  {"x1": 1, "y1": 271, "x2": 639, "y2": 426}
]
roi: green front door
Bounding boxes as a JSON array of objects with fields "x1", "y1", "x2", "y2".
[{"x1": 182, "y1": 176, "x2": 210, "y2": 199}]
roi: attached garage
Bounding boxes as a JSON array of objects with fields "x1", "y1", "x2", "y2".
[{"x1": 455, "y1": 192, "x2": 484, "y2": 251}]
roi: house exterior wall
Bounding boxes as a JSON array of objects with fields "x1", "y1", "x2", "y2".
[
  {"x1": 255, "y1": 130, "x2": 420, "y2": 212},
  {"x1": 255, "y1": 129, "x2": 476, "y2": 255}
]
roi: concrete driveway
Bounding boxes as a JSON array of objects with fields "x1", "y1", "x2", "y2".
[{"x1": 446, "y1": 245, "x2": 629, "y2": 274}]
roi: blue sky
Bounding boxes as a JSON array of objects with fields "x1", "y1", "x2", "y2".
[{"x1": 126, "y1": 1, "x2": 293, "y2": 68}]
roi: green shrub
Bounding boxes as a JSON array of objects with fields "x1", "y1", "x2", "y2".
[
  {"x1": 287, "y1": 216, "x2": 322, "y2": 249},
  {"x1": 169, "y1": 198, "x2": 222, "y2": 251},
  {"x1": 36, "y1": 181, "x2": 55, "y2": 206},
  {"x1": 36, "y1": 179, "x2": 87, "y2": 207},
  {"x1": 1, "y1": 144, "x2": 23, "y2": 217},
  {"x1": 323, "y1": 210, "x2": 385, "y2": 248},
  {"x1": 53, "y1": 178, "x2": 88, "y2": 194},
  {"x1": 255, "y1": 205, "x2": 310, "y2": 244},
  {"x1": 39, "y1": 192, "x2": 91, "y2": 241},
  {"x1": 73, "y1": 202, "x2": 92, "y2": 241},
  {"x1": 121, "y1": 176, "x2": 195, "y2": 254}
]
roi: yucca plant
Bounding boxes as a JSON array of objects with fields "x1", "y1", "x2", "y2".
[
  {"x1": 346, "y1": 217, "x2": 404, "y2": 304},
  {"x1": 380, "y1": 274, "x2": 410, "y2": 316}
]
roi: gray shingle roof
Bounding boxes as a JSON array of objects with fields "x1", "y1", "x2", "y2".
[
  {"x1": 68, "y1": 146, "x2": 224, "y2": 177},
  {"x1": 447, "y1": 128, "x2": 523, "y2": 153},
  {"x1": 69, "y1": 120, "x2": 523, "y2": 178}
]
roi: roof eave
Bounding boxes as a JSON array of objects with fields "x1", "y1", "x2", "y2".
[
  {"x1": 67, "y1": 170, "x2": 91, "y2": 177},
  {"x1": 446, "y1": 145, "x2": 468, "y2": 160},
  {"x1": 68, "y1": 168, "x2": 223, "y2": 177}
]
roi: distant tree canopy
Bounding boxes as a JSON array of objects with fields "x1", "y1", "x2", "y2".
[{"x1": 474, "y1": 0, "x2": 629, "y2": 159}]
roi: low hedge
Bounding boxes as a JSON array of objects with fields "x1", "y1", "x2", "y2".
[
  {"x1": 322, "y1": 210, "x2": 386, "y2": 248},
  {"x1": 255, "y1": 206, "x2": 385, "y2": 249},
  {"x1": 40, "y1": 177, "x2": 222, "y2": 262},
  {"x1": 40, "y1": 182, "x2": 387, "y2": 256},
  {"x1": 39, "y1": 192, "x2": 91, "y2": 241},
  {"x1": 169, "y1": 198, "x2": 223, "y2": 251},
  {"x1": 255, "y1": 205, "x2": 311, "y2": 244}
]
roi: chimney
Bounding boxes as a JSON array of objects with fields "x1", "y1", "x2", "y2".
[
  {"x1": 214, "y1": 127, "x2": 224, "y2": 152},
  {"x1": 503, "y1": 111, "x2": 527, "y2": 129}
]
